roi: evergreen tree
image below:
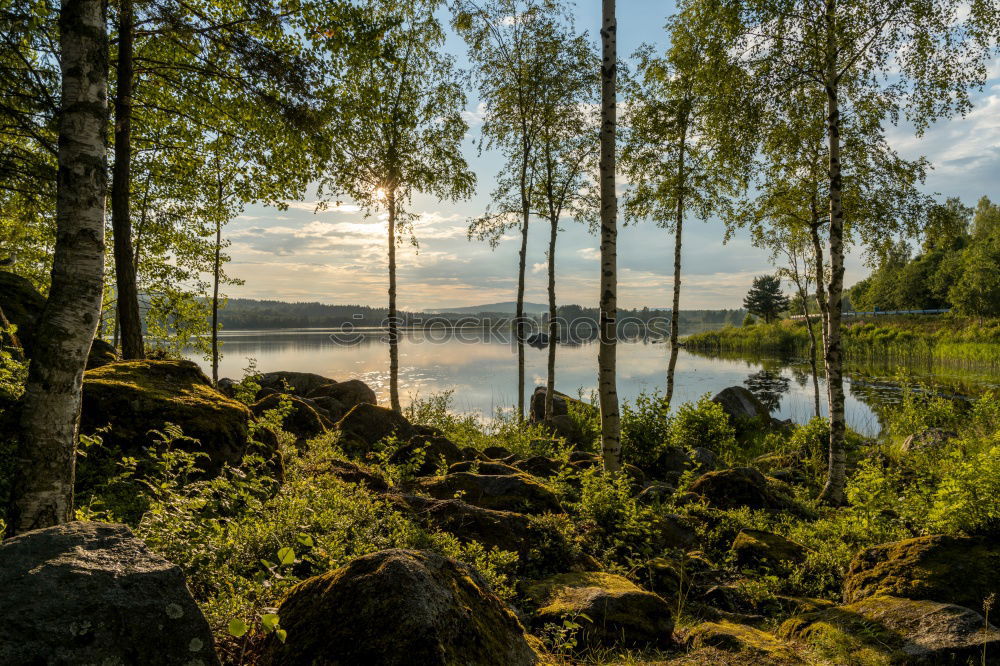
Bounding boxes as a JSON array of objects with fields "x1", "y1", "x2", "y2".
[{"x1": 743, "y1": 275, "x2": 790, "y2": 324}]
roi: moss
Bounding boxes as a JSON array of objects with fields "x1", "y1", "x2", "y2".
[
  {"x1": 844, "y1": 534, "x2": 1000, "y2": 610},
  {"x1": 686, "y1": 621, "x2": 804, "y2": 662},
  {"x1": 524, "y1": 572, "x2": 674, "y2": 649}
]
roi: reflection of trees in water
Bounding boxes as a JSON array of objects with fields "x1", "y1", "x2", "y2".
[{"x1": 743, "y1": 369, "x2": 791, "y2": 413}]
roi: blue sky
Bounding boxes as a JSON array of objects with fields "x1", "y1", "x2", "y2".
[{"x1": 226, "y1": 2, "x2": 1000, "y2": 311}]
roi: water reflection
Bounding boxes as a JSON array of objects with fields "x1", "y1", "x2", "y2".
[{"x1": 185, "y1": 327, "x2": 999, "y2": 438}]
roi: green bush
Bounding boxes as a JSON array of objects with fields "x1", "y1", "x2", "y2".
[
  {"x1": 667, "y1": 394, "x2": 736, "y2": 457},
  {"x1": 620, "y1": 390, "x2": 672, "y2": 471}
]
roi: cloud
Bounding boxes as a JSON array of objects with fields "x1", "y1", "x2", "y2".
[{"x1": 577, "y1": 247, "x2": 600, "y2": 261}]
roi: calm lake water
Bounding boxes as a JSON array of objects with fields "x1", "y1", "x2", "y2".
[{"x1": 182, "y1": 325, "x2": 1000, "y2": 437}]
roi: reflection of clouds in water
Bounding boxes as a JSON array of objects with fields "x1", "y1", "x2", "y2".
[{"x1": 185, "y1": 329, "x2": 988, "y2": 438}]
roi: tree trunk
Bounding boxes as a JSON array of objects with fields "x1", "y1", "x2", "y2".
[
  {"x1": 791, "y1": 249, "x2": 821, "y2": 418},
  {"x1": 544, "y1": 216, "x2": 557, "y2": 420},
  {"x1": 516, "y1": 136, "x2": 530, "y2": 422},
  {"x1": 387, "y1": 188, "x2": 401, "y2": 412},
  {"x1": 9, "y1": 0, "x2": 108, "y2": 534},
  {"x1": 110, "y1": 0, "x2": 143, "y2": 360},
  {"x1": 665, "y1": 119, "x2": 686, "y2": 409},
  {"x1": 211, "y1": 219, "x2": 221, "y2": 386},
  {"x1": 598, "y1": 0, "x2": 621, "y2": 473},
  {"x1": 818, "y1": 4, "x2": 847, "y2": 505}
]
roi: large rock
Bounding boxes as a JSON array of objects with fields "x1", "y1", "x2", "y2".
[
  {"x1": 334, "y1": 403, "x2": 417, "y2": 455},
  {"x1": 688, "y1": 467, "x2": 795, "y2": 511},
  {"x1": 0, "y1": 522, "x2": 218, "y2": 665},
  {"x1": 252, "y1": 393, "x2": 327, "y2": 441},
  {"x1": 687, "y1": 621, "x2": 802, "y2": 661},
  {"x1": 389, "y1": 434, "x2": 463, "y2": 475},
  {"x1": 0, "y1": 271, "x2": 117, "y2": 369},
  {"x1": 780, "y1": 595, "x2": 1000, "y2": 664},
  {"x1": 712, "y1": 386, "x2": 771, "y2": 423},
  {"x1": 81, "y1": 360, "x2": 256, "y2": 473},
  {"x1": 308, "y1": 378, "x2": 377, "y2": 409},
  {"x1": 260, "y1": 549, "x2": 538, "y2": 666},
  {"x1": 393, "y1": 495, "x2": 591, "y2": 575},
  {"x1": 524, "y1": 572, "x2": 673, "y2": 648},
  {"x1": 844, "y1": 534, "x2": 1000, "y2": 610},
  {"x1": 731, "y1": 529, "x2": 808, "y2": 568},
  {"x1": 411, "y1": 472, "x2": 562, "y2": 514},
  {"x1": 259, "y1": 370, "x2": 334, "y2": 396},
  {"x1": 529, "y1": 386, "x2": 597, "y2": 421}
]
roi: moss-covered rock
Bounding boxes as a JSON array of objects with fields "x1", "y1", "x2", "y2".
[
  {"x1": 448, "y1": 460, "x2": 522, "y2": 476},
  {"x1": 524, "y1": 571, "x2": 674, "y2": 649},
  {"x1": 712, "y1": 386, "x2": 771, "y2": 424},
  {"x1": 80, "y1": 360, "x2": 257, "y2": 474},
  {"x1": 252, "y1": 393, "x2": 328, "y2": 442},
  {"x1": 260, "y1": 549, "x2": 538, "y2": 666},
  {"x1": 308, "y1": 378, "x2": 377, "y2": 409},
  {"x1": 731, "y1": 529, "x2": 808, "y2": 568},
  {"x1": 259, "y1": 370, "x2": 334, "y2": 396},
  {"x1": 779, "y1": 595, "x2": 1000, "y2": 665},
  {"x1": 334, "y1": 403, "x2": 417, "y2": 455},
  {"x1": 688, "y1": 467, "x2": 796, "y2": 511},
  {"x1": 844, "y1": 534, "x2": 1000, "y2": 610},
  {"x1": 516, "y1": 455, "x2": 564, "y2": 478},
  {"x1": 386, "y1": 434, "x2": 463, "y2": 476},
  {"x1": 393, "y1": 494, "x2": 591, "y2": 576},
  {"x1": 686, "y1": 621, "x2": 803, "y2": 662},
  {"x1": 529, "y1": 386, "x2": 597, "y2": 422},
  {"x1": 411, "y1": 472, "x2": 562, "y2": 514}
]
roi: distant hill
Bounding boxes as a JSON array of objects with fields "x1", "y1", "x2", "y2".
[{"x1": 424, "y1": 301, "x2": 548, "y2": 315}]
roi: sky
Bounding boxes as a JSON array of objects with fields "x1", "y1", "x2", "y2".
[{"x1": 225, "y1": 2, "x2": 1000, "y2": 311}]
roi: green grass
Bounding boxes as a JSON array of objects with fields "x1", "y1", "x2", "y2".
[{"x1": 684, "y1": 315, "x2": 1000, "y2": 369}]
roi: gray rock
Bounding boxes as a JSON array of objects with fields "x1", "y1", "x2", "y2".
[
  {"x1": 712, "y1": 386, "x2": 771, "y2": 422},
  {"x1": 0, "y1": 521, "x2": 218, "y2": 665},
  {"x1": 260, "y1": 549, "x2": 538, "y2": 666}
]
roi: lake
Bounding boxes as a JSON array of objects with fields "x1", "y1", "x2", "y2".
[{"x1": 182, "y1": 326, "x2": 1000, "y2": 437}]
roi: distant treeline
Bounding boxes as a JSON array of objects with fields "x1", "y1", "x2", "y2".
[{"x1": 217, "y1": 298, "x2": 745, "y2": 330}]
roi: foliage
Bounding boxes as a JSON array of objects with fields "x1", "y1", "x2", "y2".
[
  {"x1": 620, "y1": 390, "x2": 672, "y2": 471},
  {"x1": 742, "y1": 275, "x2": 790, "y2": 325},
  {"x1": 667, "y1": 394, "x2": 736, "y2": 459}
]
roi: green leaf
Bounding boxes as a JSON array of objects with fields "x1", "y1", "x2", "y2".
[
  {"x1": 276, "y1": 628, "x2": 288, "y2": 643},
  {"x1": 227, "y1": 618, "x2": 249, "y2": 637},
  {"x1": 297, "y1": 533, "x2": 314, "y2": 547},
  {"x1": 261, "y1": 613, "x2": 280, "y2": 633},
  {"x1": 277, "y1": 546, "x2": 295, "y2": 565}
]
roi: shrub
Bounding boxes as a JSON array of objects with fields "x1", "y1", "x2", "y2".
[
  {"x1": 620, "y1": 390, "x2": 672, "y2": 471},
  {"x1": 668, "y1": 394, "x2": 736, "y2": 457}
]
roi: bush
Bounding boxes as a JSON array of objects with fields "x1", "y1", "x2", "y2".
[
  {"x1": 620, "y1": 390, "x2": 672, "y2": 471},
  {"x1": 667, "y1": 394, "x2": 736, "y2": 457}
]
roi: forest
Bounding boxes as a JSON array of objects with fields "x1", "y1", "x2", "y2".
[{"x1": 1, "y1": 0, "x2": 999, "y2": 664}]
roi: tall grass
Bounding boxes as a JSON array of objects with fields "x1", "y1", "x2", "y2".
[{"x1": 685, "y1": 316, "x2": 1000, "y2": 369}]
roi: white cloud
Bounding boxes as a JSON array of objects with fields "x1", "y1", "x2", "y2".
[{"x1": 577, "y1": 247, "x2": 600, "y2": 261}]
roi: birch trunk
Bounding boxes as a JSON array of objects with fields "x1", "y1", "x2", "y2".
[
  {"x1": 598, "y1": 0, "x2": 621, "y2": 472},
  {"x1": 665, "y1": 114, "x2": 687, "y2": 409},
  {"x1": 9, "y1": 0, "x2": 108, "y2": 533},
  {"x1": 516, "y1": 136, "x2": 530, "y2": 422},
  {"x1": 110, "y1": 0, "x2": 143, "y2": 359},
  {"x1": 387, "y1": 188, "x2": 401, "y2": 413},
  {"x1": 211, "y1": 219, "x2": 221, "y2": 386},
  {"x1": 544, "y1": 216, "x2": 557, "y2": 420},
  {"x1": 819, "y1": 1, "x2": 847, "y2": 504}
]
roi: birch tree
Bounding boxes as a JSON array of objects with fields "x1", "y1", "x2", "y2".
[
  {"x1": 713, "y1": 0, "x2": 998, "y2": 503},
  {"x1": 321, "y1": 0, "x2": 475, "y2": 412},
  {"x1": 9, "y1": 0, "x2": 108, "y2": 533},
  {"x1": 597, "y1": 0, "x2": 620, "y2": 472}
]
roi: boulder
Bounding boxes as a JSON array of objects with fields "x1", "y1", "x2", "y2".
[
  {"x1": 308, "y1": 378, "x2": 377, "y2": 409},
  {"x1": 780, "y1": 595, "x2": 1000, "y2": 665},
  {"x1": 652, "y1": 513, "x2": 698, "y2": 552},
  {"x1": 524, "y1": 572, "x2": 673, "y2": 648},
  {"x1": 80, "y1": 360, "x2": 256, "y2": 474},
  {"x1": 448, "y1": 460, "x2": 522, "y2": 476},
  {"x1": 843, "y1": 534, "x2": 1000, "y2": 610},
  {"x1": 259, "y1": 370, "x2": 334, "y2": 396},
  {"x1": 0, "y1": 522, "x2": 218, "y2": 665},
  {"x1": 0, "y1": 271, "x2": 118, "y2": 369},
  {"x1": 389, "y1": 435, "x2": 464, "y2": 476},
  {"x1": 731, "y1": 529, "x2": 808, "y2": 568},
  {"x1": 687, "y1": 621, "x2": 802, "y2": 661},
  {"x1": 516, "y1": 455, "x2": 563, "y2": 478},
  {"x1": 309, "y1": 395, "x2": 347, "y2": 421},
  {"x1": 901, "y1": 427, "x2": 958, "y2": 453},
  {"x1": 636, "y1": 481, "x2": 676, "y2": 504},
  {"x1": 334, "y1": 403, "x2": 417, "y2": 455},
  {"x1": 712, "y1": 386, "x2": 772, "y2": 423},
  {"x1": 305, "y1": 457, "x2": 389, "y2": 493},
  {"x1": 411, "y1": 472, "x2": 562, "y2": 515},
  {"x1": 260, "y1": 549, "x2": 538, "y2": 666},
  {"x1": 688, "y1": 467, "x2": 795, "y2": 511},
  {"x1": 393, "y1": 495, "x2": 590, "y2": 574},
  {"x1": 529, "y1": 386, "x2": 597, "y2": 421},
  {"x1": 252, "y1": 393, "x2": 327, "y2": 441},
  {"x1": 538, "y1": 414, "x2": 591, "y2": 448},
  {"x1": 482, "y1": 445, "x2": 514, "y2": 460}
]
